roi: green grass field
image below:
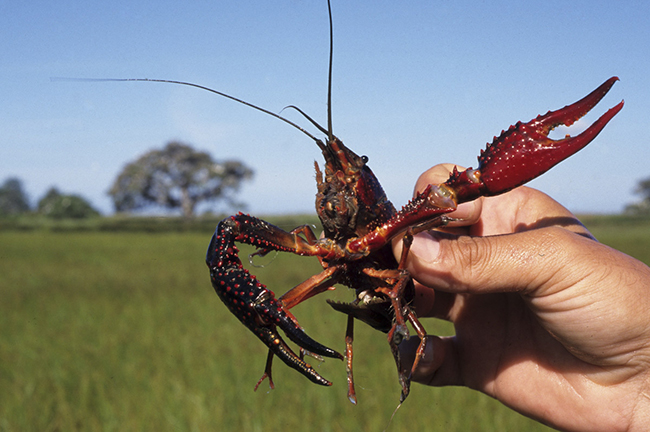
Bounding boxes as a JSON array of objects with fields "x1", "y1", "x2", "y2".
[{"x1": 1, "y1": 216, "x2": 649, "y2": 431}]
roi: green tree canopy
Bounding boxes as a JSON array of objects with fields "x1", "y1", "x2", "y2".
[
  {"x1": 37, "y1": 187, "x2": 100, "y2": 219},
  {"x1": 0, "y1": 177, "x2": 30, "y2": 216},
  {"x1": 625, "y1": 177, "x2": 650, "y2": 215},
  {"x1": 108, "y1": 141, "x2": 253, "y2": 218}
]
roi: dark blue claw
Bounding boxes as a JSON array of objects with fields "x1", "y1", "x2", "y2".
[{"x1": 206, "y1": 216, "x2": 342, "y2": 387}]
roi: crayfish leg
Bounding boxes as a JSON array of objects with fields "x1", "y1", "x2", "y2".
[
  {"x1": 404, "y1": 311, "x2": 428, "y2": 402},
  {"x1": 365, "y1": 240, "x2": 430, "y2": 403},
  {"x1": 279, "y1": 265, "x2": 341, "y2": 309},
  {"x1": 254, "y1": 350, "x2": 276, "y2": 391},
  {"x1": 388, "y1": 309, "x2": 429, "y2": 403},
  {"x1": 345, "y1": 314, "x2": 357, "y2": 404},
  {"x1": 365, "y1": 270, "x2": 414, "y2": 401}
]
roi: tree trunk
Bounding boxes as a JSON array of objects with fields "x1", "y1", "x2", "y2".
[{"x1": 180, "y1": 187, "x2": 194, "y2": 218}]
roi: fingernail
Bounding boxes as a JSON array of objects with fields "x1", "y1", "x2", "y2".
[
  {"x1": 411, "y1": 338, "x2": 437, "y2": 382},
  {"x1": 409, "y1": 231, "x2": 441, "y2": 264},
  {"x1": 399, "y1": 336, "x2": 440, "y2": 383}
]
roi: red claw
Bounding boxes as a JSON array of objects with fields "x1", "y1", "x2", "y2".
[
  {"x1": 448, "y1": 77, "x2": 624, "y2": 202},
  {"x1": 479, "y1": 77, "x2": 624, "y2": 196}
]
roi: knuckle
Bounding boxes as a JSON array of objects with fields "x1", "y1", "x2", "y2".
[{"x1": 444, "y1": 235, "x2": 495, "y2": 290}]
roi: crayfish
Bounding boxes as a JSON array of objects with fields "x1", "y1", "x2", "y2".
[{"x1": 204, "y1": 1, "x2": 624, "y2": 403}]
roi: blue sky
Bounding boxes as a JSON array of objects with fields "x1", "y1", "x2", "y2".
[{"x1": 2, "y1": 1, "x2": 648, "y2": 215}]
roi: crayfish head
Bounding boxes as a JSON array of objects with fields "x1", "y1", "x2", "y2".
[
  {"x1": 320, "y1": 136, "x2": 367, "y2": 177},
  {"x1": 316, "y1": 137, "x2": 396, "y2": 242}
]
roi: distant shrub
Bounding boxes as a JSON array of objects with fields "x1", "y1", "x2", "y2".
[
  {"x1": 37, "y1": 187, "x2": 100, "y2": 219},
  {"x1": 0, "y1": 177, "x2": 30, "y2": 216}
]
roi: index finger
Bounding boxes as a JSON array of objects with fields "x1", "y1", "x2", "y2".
[{"x1": 414, "y1": 164, "x2": 483, "y2": 227}]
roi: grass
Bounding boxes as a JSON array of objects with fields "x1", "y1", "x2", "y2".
[
  {"x1": 582, "y1": 216, "x2": 650, "y2": 263},
  {"x1": 0, "y1": 213, "x2": 321, "y2": 233},
  {"x1": 1, "y1": 215, "x2": 648, "y2": 431}
]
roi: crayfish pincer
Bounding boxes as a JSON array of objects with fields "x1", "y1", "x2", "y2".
[
  {"x1": 206, "y1": 214, "x2": 344, "y2": 388},
  {"x1": 206, "y1": 67, "x2": 623, "y2": 401}
]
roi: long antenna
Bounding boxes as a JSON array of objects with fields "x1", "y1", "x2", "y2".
[
  {"x1": 51, "y1": 77, "x2": 328, "y2": 152},
  {"x1": 326, "y1": 0, "x2": 334, "y2": 142},
  {"x1": 52, "y1": 2, "x2": 337, "y2": 151}
]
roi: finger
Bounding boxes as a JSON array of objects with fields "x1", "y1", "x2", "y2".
[
  {"x1": 411, "y1": 281, "x2": 457, "y2": 320},
  {"x1": 406, "y1": 226, "x2": 590, "y2": 297},
  {"x1": 415, "y1": 164, "x2": 593, "y2": 237},
  {"x1": 414, "y1": 164, "x2": 483, "y2": 226},
  {"x1": 399, "y1": 335, "x2": 462, "y2": 387},
  {"x1": 475, "y1": 187, "x2": 594, "y2": 238},
  {"x1": 413, "y1": 163, "x2": 458, "y2": 193}
]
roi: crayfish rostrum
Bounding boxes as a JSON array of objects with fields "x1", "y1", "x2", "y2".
[{"x1": 205, "y1": 3, "x2": 624, "y2": 404}]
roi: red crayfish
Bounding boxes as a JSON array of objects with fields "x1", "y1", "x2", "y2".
[{"x1": 204, "y1": 2, "x2": 624, "y2": 403}]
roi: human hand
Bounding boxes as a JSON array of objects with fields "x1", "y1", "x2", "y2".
[{"x1": 395, "y1": 164, "x2": 650, "y2": 431}]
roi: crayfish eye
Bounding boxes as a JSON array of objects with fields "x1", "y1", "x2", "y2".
[{"x1": 361, "y1": 155, "x2": 369, "y2": 164}]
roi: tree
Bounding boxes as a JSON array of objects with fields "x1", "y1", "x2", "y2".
[
  {"x1": 625, "y1": 177, "x2": 650, "y2": 215},
  {"x1": 0, "y1": 177, "x2": 30, "y2": 216},
  {"x1": 37, "y1": 187, "x2": 100, "y2": 219},
  {"x1": 108, "y1": 141, "x2": 253, "y2": 218}
]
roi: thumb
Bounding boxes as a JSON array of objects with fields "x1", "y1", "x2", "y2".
[{"x1": 404, "y1": 227, "x2": 581, "y2": 295}]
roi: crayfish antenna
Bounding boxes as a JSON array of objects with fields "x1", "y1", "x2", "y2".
[
  {"x1": 326, "y1": 0, "x2": 335, "y2": 143},
  {"x1": 52, "y1": 76, "x2": 329, "y2": 150}
]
